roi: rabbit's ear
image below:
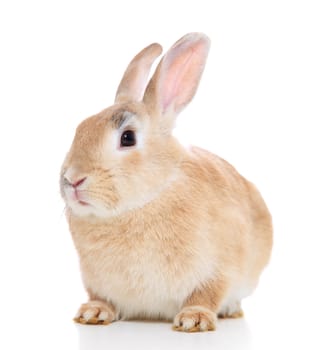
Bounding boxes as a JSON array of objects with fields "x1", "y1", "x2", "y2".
[
  {"x1": 115, "y1": 43, "x2": 163, "y2": 103},
  {"x1": 143, "y1": 33, "x2": 210, "y2": 118}
]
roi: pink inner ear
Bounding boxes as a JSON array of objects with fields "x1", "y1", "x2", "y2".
[
  {"x1": 161, "y1": 50, "x2": 193, "y2": 110},
  {"x1": 159, "y1": 39, "x2": 209, "y2": 114}
]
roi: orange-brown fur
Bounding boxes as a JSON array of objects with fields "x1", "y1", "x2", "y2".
[{"x1": 60, "y1": 33, "x2": 273, "y2": 332}]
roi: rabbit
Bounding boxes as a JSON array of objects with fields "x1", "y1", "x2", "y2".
[{"x1": 60, "y1": 32, "x2": 273, "y2": 332}]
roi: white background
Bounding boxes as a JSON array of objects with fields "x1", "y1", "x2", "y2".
[{"x1": 0, "y1": 1, "x2": 316, "y2": 349}]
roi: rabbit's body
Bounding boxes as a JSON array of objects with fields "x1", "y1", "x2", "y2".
[
  {"x1": 67, "y1": 145, "x2": 271, "y2": 322},
  {"x1": 61, "y1": 33, "x2": 272, "y2": 331}
]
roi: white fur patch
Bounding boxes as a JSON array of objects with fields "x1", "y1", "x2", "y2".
[
  {"x1": 218, "y1": 283, "x2": 254, "y2": 316},
  {"x1": 82, "y1": 229, "x2": 218, "y2": 321},
  {"x1": 98, "y1": 311, "x2": 109, "y2": 321}
]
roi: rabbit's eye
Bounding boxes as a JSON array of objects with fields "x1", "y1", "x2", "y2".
[{"x1": 120, "y1": 130, "x2": 136, "y2": 147}]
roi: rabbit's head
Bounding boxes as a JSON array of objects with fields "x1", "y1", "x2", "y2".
[{"x1": 60, "y1": 33, "x2": 210, "y2": 219}]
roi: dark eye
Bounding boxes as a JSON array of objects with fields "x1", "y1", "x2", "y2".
[{"x1": 120, "y1": 130, "x2": 136, "y2": 147}]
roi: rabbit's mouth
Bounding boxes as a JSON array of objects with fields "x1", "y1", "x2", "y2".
[
  {"x1": 72, "y1": 190, "x2": 91, "y2": 207},
  {"x1": 77, "y1": 200, "x2": 89, "y2": 206},
  {"x1": 66, "y1": 195, "x2": 100, "y2": 217}
]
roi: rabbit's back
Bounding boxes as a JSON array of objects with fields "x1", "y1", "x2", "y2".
[{"x1": 183, "y1": 146, "x2": 273, "y2": 283}]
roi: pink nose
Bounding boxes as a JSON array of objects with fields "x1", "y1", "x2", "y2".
[
  {"x1": 62, "y1": 174, "x2": 87, "y2": 188},
  {"x1": 72, "y1": 177, "x2": 86, "y2": 187},
  {"x1": 63, "y1": 176, "x2": 86, "y2": 188}
]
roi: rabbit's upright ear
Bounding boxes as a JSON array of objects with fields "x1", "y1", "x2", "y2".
[
  {"x1": 115, "y1": 43, "x2": 163, "y2": 103},
  {"x1": 143, "y1": 33, "x2": 210, "y2": 120}
]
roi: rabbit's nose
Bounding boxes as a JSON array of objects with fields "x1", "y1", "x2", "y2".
[
  {"x1": 72, "y1": 177, "x2": 87, "y2": 188},
  {"x1": 63, "y1": 175, "x2": 87, "y2": 188}
]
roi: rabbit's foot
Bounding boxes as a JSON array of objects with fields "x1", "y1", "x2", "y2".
[
  {"x1": 218, "y1": 301, "x2": 244, "y2": 319},
  {"x1": 218, "y1": 309, "x2": 244, "y2": 319},
  {"x1": 74, "y1": 300, "x2": 117, "y2": 325},
  {"x1": 173, "y1": 306, "x2": 217, "y2": 332}
]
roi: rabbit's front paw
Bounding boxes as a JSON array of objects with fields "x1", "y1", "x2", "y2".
[
  {"x1": 173, "y1": 306, "x2": 217, "y2": 332},
  {"x1": 74, "y1": 300, "x2": 117, "y2": 325}
]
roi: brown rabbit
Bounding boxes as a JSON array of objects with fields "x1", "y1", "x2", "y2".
[{"x1": 60, "y1": 33, "x2": 272, "y2": 332}]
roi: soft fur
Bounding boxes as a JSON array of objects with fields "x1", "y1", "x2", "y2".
[{"x1": 60, "y1": 33, "x2": 273, "y2": 332}]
